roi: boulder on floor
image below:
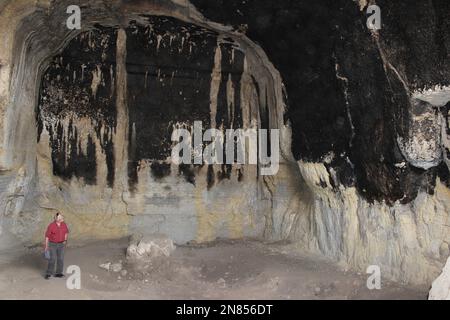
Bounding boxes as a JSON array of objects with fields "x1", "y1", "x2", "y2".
[{"x1": 126, "y1": 233, "x2": 175, "y2": 263}]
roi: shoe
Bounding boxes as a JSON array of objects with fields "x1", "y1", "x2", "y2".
[
  {"x1": 44, "y1": 274, "x2": 51, "y2": 280},
  {"x1": 54, "y1": 274, "x2": 64, "y2": 278}
]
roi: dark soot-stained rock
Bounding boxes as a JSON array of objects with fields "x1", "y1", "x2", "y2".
[
  {"x1": 191, "y1": 0, "x2": 450, "y2": 204},
  {"x1": 36, "y1": 0, "x2": 450, "y2": 204},
  {"x1": 38, "y1": 26, "x2": 118, "y2": 186},
  {"x1": 126, "y1": 16, "x2": 247, "y2": 188}
]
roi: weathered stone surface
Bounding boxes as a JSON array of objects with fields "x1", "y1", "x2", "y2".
[
  {"x1": 110, "y1": 262, "x2": 123, "y2": 273},
  {"x1": 396, "y1": 99, "x2": 442, "y2": 170},
  {"x1": 99, "y1": 261, "x2": 123, "y2": 272},
  {"x1": 38, "y1": 27, "x2": 118, "y2": 187},
  {"x1": 191, "y1": 0, "x2": 450, "y2": 204},
  {"x1": 429, "y1": 256, "x2": 450, "y2": 300},
  {"x1": 268, "y1": 160, "x2": 450, "y2": 285},
  {"x1": 29, "y1": 7, "x2": 280, "y2": 244}
]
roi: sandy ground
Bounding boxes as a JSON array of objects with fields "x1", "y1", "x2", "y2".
[{"x1": 0, "y1": 238, "x2": 428, "y2": 300}]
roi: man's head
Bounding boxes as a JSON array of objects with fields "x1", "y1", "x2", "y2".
[{"x1": 55, "y1": 212, "x2": 64, "y2": 223}]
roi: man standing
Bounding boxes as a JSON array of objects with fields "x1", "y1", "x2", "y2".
[{"x1": 44, "y1": 212, "x2": 69, "y2": 279}]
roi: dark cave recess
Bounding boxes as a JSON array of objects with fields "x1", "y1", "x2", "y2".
[
  {"x1": 37, "y1": 0, "x2": 450, "y2": 205},
  {"x1": 38, "y1": 16, "x2": 252, "y2": 190},
  {"x1": 191, "y1": 0, "x2": 450, "y2": 204}
]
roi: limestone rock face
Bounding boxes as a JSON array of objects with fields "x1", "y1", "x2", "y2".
[
  {"x1": 396, "y1": 99, "x2": 442, "y2": 170},
  {"x1": 429, "y1": 257, "x2": 450, "y2": 300},
  {"x1": 126, "y1": 234, "x2": 175, "y2": 263},
  {"x1": 270, "y1": 160, "x2": 450, "y2": 285}
]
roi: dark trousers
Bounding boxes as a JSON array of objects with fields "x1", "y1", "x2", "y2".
[{"x1": 46, "y1": 242, "x2": 65, "y2": 276}]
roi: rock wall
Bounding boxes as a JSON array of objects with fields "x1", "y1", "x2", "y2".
[
  {"x1": 191, "y1": 0, "x2": 450, "y2": 285},
  {"x1": 0, "y1": 0, "x2": 288, "y2": 246},
  {"x1": 0, "y1": 0, "x2": 449, "y2": 286}
]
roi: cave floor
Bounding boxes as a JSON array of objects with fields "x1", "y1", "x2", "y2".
[{"x1": 0, "y1": 239, "x2": 427, "y2": 300}]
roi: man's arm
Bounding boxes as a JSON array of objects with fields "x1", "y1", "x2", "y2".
[
  {"x1": 64, "y1": 225, "x2": 69, "y2": 245},
  {"x1": 44, "y1": 224, "x2": 51, "y2": 250}
]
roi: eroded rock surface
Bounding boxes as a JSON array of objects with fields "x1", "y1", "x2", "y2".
[
  {"x1": 126, "y1": 233, "x2": 175, "y2": 263},
  {"x1": 429, "y1": 256, "x2": 450, "y2": 300}
]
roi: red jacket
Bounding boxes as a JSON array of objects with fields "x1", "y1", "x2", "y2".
[{"x1": 45, "y1": 221, "x2": 69, "y2": 243}]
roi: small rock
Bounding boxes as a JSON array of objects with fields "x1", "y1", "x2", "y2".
[
  {"x1": 120, "y1": 269, "x2": 128, "y2": 277},
  {"x1": 315, "y1": 287, "x2": 321, "y2": 293},
  {"x1": 99, "y1": 262, "x2": 111, "y2": 271}
]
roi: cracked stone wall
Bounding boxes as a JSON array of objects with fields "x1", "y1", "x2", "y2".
[
  {"x1": 0, "y1": 0, "x2": 450, "y2": 286},
  {"x1": 0, "y1": 0, "x2": 289, "y2": 247}
]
